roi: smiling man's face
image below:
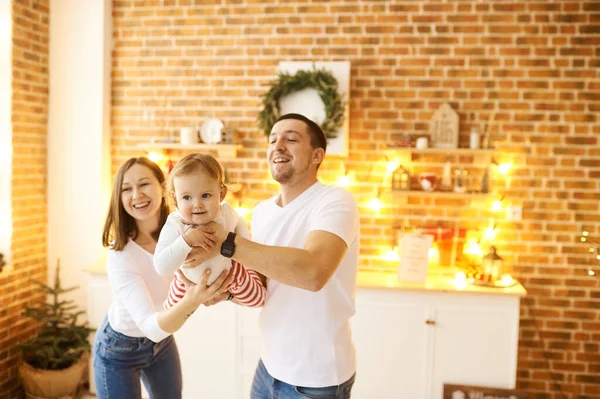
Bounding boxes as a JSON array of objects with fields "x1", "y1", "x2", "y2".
[{"x1": 268, "y1": 119, "x2": 321, "y2": 185}]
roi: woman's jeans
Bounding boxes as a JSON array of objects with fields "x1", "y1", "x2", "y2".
[
  {"x1": 93, "y1": 317, "x2": 182, "y2": 399},
  {"x1": 251, "y1": 359, "x2": 356, "y2": 399}
]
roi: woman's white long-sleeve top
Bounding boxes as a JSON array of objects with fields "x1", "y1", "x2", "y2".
[{"x1": 106, "y1": 239, "x2": 172, "y2": 343}]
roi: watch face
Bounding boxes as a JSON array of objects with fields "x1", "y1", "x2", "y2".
[{"x1": 221, "y1": 242, "x2": 234, "y2": 258}]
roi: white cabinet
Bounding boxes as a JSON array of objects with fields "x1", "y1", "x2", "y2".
[
  {"x1": 87, "y1": 269, "x2": 522, "y2": 399},
  {"x1": 352, "y1": 288, "x2": 521, "y2": 399},
  {"x1": 351, "y1": 294, "x2": 431, "y2": 398},
  {"x1": 175, "y1": 302, "x2": 237, "y2": 398}
]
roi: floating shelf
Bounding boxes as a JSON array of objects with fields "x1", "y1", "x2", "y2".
[
  {"x1": 391, "y1": 190, "x2": 493, "y2": 199},
  {"x1": 137, "y1": 142, "x2": 242, "y2": 159},
  {"x1": 386, "y1": 147, "x2": 496, "y2": 155}
]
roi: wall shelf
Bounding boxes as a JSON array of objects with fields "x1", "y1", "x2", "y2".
[
  {"x1": 137, "y1": 142, "x2": 242, "y2": 159},
  {"x1": 391, "y1": 190, "x2": 493, "y2": 200},
  {"x1": 386, "y1": 147, "x2": 496, "y2": 156}
]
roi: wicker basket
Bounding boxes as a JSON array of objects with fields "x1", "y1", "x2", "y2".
[{"x1": 19, "y1": 353, "x2": 88, "y2": 399}]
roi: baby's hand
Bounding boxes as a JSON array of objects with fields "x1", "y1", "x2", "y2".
[{"x1": 183, "y1": 224, "x2": 217, "y2": 250}]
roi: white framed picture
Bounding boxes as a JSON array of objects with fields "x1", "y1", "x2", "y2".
[{"x1": 278, "y1": 61, "x2": 351, "y2": 157}]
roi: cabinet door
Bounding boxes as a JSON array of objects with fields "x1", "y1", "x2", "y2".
[
  {"x1": 352, "y1": 290, "x2": 431, "y2": 399},
  {"x1": 236, "y1": 306, "x2": 262, "y2": 399},
  {"x1": 430, "y1": 297, "x2": 520, "y2": 398},
  {"x1": 175, "y1": 302, "x2": 237, "y2": 399}
]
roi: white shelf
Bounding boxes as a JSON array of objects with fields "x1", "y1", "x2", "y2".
[
  {"x1": 137, "y1": 142, "x2": 242, "y2": 159},
  {"x1": 391, "y1": 190, "x2": 492, "y2": 199},
  {"x1": 386, "y1": 147, "x2": 496, "y2": 156}
]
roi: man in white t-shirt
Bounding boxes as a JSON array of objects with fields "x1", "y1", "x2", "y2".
[{"x1": 211, "y1": 113, "x2": 359, "y2": 398}]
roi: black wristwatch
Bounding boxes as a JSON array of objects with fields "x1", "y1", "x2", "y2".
[{"x1": 220, "y1": 232, "x2": 236, "y2": 258}]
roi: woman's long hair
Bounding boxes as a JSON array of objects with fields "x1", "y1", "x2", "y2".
[{"x1": 101, "y1": 157, "x2": 170, "y2": 251}]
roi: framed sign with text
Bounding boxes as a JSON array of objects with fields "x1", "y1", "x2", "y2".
[{"x1": 444, "y1": 384, "x2": 528, "y2": 399}]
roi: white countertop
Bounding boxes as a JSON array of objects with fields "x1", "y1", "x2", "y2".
[
  {"x1": 357, "y1": 269, "x2": 527, "y2": 297},
  {"x1": 84, "y1": 261, "x2": 526, "y2": 297}
]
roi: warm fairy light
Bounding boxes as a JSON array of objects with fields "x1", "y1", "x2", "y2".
[
  {"x1": 382, "y1": 247, "x2": 400, "y2": 262},
  {"x1": 583, "y1": 231, "x2": 589, "y2": 236},
  {"x1": 589, "y1": 248, "x2": 595, "y2": 253},
  {"x1": 147, "y1": 151, "x2": 164, "y2": 163},
  {"x1": 337, "y1": 170, "x2": 355, "y2": 187},
  {"x1": 581, "y1": 237, "x2": 587, "y2": 242},
  {"x1": 235, "y1": 207, "x2": 251, "y2": 218},
  {"x1": 386, "y1": 159, "x2": 400, "y2": 174},
  {"x1": 463, "y1": 238, "x2": 483, "y2": 258},
  {"x1": 589, "y1": 269, "x2": 596, "y2": 276},
  {"x1": 484, "y1": 225, "x2": 497, "y2": 241},
  {"x1": 491, "y1": 200, "x2": 503, "y2": 212},
  {"x1": 428, "y1": 242, "x2": 440, "y2": 264},
  {"x1": 366, "y1": 197, "x2": 383, "y2": 213},
  {"x1": 498, "y1": 163, "x2": 512, "y2": 175},
  {"x1": 453, "y1": 272, "x2": 467, "y2": 290}
]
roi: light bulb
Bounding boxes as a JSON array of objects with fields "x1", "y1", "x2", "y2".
[
  {"x1": 148, "y1": 151, "x2": 164, "y2": 163},
  {"x1": 498, "y1": 163, "x2": 512, "y2": 175},
  {"x1": 366, "y1": 198, "x2": 383, "y2": 213},
  {"x1": 235, "y1": 207, "x2": 251, "y2": 218},
  {"x1": 382, "y1": 247, "x2": 400, "y2": 262},
  {"x1": 491, "y1": 200, "x2": 503, "y2": 212}
]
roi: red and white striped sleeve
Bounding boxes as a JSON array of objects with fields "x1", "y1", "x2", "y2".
[
  {"x1": 228, "y1": 260, "x2": 266, "y2": 308},
  {"x1": 164, "y1": 272, "x2": 187, "y2": 309}
]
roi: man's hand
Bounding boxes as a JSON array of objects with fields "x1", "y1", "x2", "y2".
[
  {"x1": 182, "y1": 245, "x2": 220, "y2": 269},
  {"x1": 182, "y1": 224, "x2": 217, "y2": 250},
  {"x1": 203, "y1": 221, "x2": 229, "y2": 247}
]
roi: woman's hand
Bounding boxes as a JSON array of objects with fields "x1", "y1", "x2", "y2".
[
  {"x1": 176, "y1": 268, "x2": 235, "y2": 308},
  {"x1": 183, "y1": 224, "x2": 217, "y2": 250},
  {"x1": 182, "y1": 245, "x2": 219, "y2": 269}
]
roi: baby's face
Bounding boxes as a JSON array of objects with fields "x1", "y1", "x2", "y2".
[{"x1": 173, "y1": 171, "x2": 223, "y2": 225}]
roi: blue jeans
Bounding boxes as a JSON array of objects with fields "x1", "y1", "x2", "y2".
[
  {"x1": 93, "y1": 317, "x2": 182, "y2": 399},
  {"x1": 251, "y1": 359, "x2": 355, "y2": 399}
]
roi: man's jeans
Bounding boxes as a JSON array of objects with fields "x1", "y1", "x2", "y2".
[
  {"x1": 251, "y1": 359, "x2": 356, "y2": 399},
  {"x1": 93, "y1": 317, "x2": 182, "y2": 399}
]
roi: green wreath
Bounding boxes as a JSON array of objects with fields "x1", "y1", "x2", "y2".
[{"x1": 258, "y1": 67, "x2": 346, "y2": 139}]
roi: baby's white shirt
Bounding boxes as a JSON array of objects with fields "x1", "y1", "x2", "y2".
[{"x1": 153, "y1": 201, "x2": 249, "y2": 285}]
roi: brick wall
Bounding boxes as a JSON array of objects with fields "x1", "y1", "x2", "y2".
[
  {"x1": 111, "y1": 1, "x2": 599, "y2": 397},
  {"x1": 0, "y1": 0, "x2": 49, "y2": 397}
]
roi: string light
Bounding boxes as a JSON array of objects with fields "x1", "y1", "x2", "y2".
[
  {"x1": 366, "y1": 187, "x2": 384, "y2": 214},
  {"x1": 147, "y1": 151, "x2": 165, "y2": 163},
  {"x1": 337, "y1": 163, "x2": 355, "y2": 187},
  {"x1": 580, "y1": 231, "x2": 599, "y2": 277},
  {"x1": 498, "y1": 163, "x2": 512, "y2": 175}
]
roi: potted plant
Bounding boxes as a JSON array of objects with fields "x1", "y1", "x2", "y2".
[{"x1": 18, "y1": 260, "x2": 94, "y2": 399}]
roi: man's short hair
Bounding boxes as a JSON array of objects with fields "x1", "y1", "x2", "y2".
[{"x1": 274, "y1": 113, "x2": 327, "y2": 153}]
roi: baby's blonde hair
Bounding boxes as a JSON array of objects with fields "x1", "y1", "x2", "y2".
[{"x1": 167, "y1": 154, "x2": 225, "y2": 204}]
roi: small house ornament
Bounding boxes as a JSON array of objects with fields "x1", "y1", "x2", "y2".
[
  {"x1": 392, "y1": 164, "x2": 411, "y2": 191},
  {"x1": 430, "y1": 102, "x2": 459, "y2": 149}
]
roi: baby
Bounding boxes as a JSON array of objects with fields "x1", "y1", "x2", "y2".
[{"x1": 153, "y1": 153, "x2": 265, "y2": 308}]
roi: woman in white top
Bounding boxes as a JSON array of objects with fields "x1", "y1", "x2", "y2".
[{"x1": 93, "y1": 157, "x2": 231, "y2": 399}]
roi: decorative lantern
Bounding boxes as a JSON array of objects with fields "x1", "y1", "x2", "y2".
[
  {"x1": 392, "y1": 164, "x2": 410, "y2": 191},
  {"x1": 482, "y1": 246, "x2": 504, "y2": 282}
]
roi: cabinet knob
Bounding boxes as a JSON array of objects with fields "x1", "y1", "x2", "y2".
[{"x1": 425, "y1": 319, "x2": 436, "y2": 325}]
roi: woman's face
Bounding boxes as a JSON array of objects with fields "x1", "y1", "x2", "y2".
[{"x1": 120, "y1": 163, "x2": 163, "y2": 223}]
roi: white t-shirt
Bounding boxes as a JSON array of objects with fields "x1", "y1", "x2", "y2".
[
  {"x1": 153, "y1": 201, "x2": 250, "y2": 285},
  {"x1": 252, "y1": 181, "x2": 360, "y2": 387},
  {"x1": 106, "y1": 239, "x2": 172, "y2": 343}
]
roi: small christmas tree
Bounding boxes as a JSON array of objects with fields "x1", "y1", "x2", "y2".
[{"x1": 19, "y1": 259, "x2": 93, "y2": 370}]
